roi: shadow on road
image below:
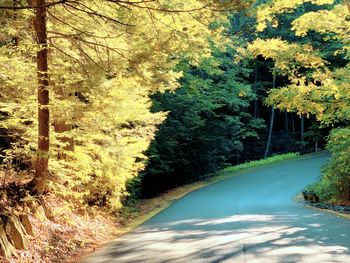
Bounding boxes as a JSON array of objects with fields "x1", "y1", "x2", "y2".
[
  {"x1": 82, "y1": 154, "x2": 350, "y2": 263},
  {"x1": 83, "y1": 210, "x2": 350, "y2": 263}
]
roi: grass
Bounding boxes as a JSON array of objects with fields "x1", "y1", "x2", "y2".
[
  {"x1": 115, "y1": 152, "x2": 301, "y2": 235},
  {"x1": 221, "y1": 152, "x2": 300, "y2": 173}
]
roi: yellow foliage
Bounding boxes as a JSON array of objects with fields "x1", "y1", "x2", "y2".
[
  {"x1": 250, "y1": 0, "x2": 350, "y2": 126},
  {"x1": 248, "y1": 38, "x2": 325, "y2": 74},
  {"x1": 0, "y1": 0, "x2": 244, "y2": 211},
  {"x1": 256, "y1": 0, "x2": 336, "y2": 31}
]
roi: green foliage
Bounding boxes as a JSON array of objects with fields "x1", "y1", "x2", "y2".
[
  {"x1": 306, "y1": 175, "x2": 338, "y2": 202},
  {"x1": 247, "y1": 0, "x2": 350, "y2": 202},
  {"x1": 140, "y1": 46, "x2": 265, "y2": 196},
  {"x1": 314, "y1": 128, "x2": 350, "y2": 201}
]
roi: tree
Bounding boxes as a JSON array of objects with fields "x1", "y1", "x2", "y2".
[
  {"x1": 0, "y1": 0, "x2": 252, "y2": 205},
  {"x1": 251, "y1": 0, "x2": 350, "y2": 200},
  {"x1": 28, "y1": 0, "x2": 50, "y2": 194},
  {"x1": 141, "y1": 45, "x2": 265, "y2": 197},
  {"x1": 264, "y1": 72, "x2": 276, "y2": 158}
]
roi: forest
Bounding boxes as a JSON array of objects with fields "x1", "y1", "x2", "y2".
[{"x1": 0, "y1": 0, "x2": 349, "y2": 262}]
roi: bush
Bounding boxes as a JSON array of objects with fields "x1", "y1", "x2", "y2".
[
  {"x1": 308, "y1": 127, "x2": 350, "y2": 202},
  {"x1": 306, "y1": 176, "x2": 338, "y2": 202}
]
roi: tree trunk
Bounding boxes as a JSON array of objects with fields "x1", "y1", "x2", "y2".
[
  {"x1": 254, "y1": 100, "x2": 258, "y2": 119},
  {"x1": 264, "y1": 106, "x2": 275, "y2": 159},
  {"x1": 264, "y1": 73, "x2": 276, "y2": 159},
  {"x1": 29, "y1": 0, "x2": 50, "y2": 194},
  {"x1": 315, "y1": 140, "x2": 318, "y2": 152},
  {"x1": 254, "y1": 66, "x2": 259, "y2": 119},
  {"x1": 12, "y1": 1, "x2": 19, "y2": 46},
  {"x1": 291, "y1": 113, "x2": 295, "y2": 138},
  {"x1": 284, "y1": 111, "x2": 289, "y2": 137},
  {"x1": 300, "y1": 115, "x2": 305, "y2": 146}
]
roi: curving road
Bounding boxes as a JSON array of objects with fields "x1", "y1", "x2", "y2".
[{"x1": 82, "y1": 153, "x2": 350, "y2": 263}]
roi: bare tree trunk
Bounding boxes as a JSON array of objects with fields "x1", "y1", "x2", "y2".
[
  {"x1": 254, "y1": 66, "x2": 258, "y2": 119},
  {"x1": 254, "y1": 100, "x2": 258, "y2": 119},
  {"x1": 264, "y1": 106, "x2": 275, "y2": 158},
  {"x1": 300, "y1": 115, "x2": 305, "y2": 146},
  {"x1": 284, "y1": 111, "x2": 289, "y2": 137},
  {"x1": 291, "y1": 113, "x2": 295, "y2": 137},
  {"x1": 264, "y1": 73, "x2": 276, "y2": 159},
  {"x1": 315, "y1": 140, "x2": 318, "y2": 152},
  {"x1": 29, "y1": 0, "x2": 50, "y2": 194},
  {"x1": 12, "y1": 1, "x2": 19, "y2": 46}
]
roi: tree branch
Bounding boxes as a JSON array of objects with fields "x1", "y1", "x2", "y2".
[{"x1": 0, "y1": 0, "x2": 68, "y2": 9}]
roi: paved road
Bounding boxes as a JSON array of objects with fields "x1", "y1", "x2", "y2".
[{"x1": 82, "y1": 153, "x2": 350, "y2": 263}]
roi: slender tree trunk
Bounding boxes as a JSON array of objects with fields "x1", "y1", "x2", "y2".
[
  {"x1": 12, "y1": 1, "x2": 19, "y2": 46},
  {"x1": 300, "y1": 115, "x2": 305, "y2": 146},
  {"x1": 254, "y1": 66, "x2": 259, "y2": 119},
  {"x1": 284, "y1": 111, "x2": 289, "y2": 137},
  {"x1": 315, "y1": 140, "x2": 318, "y2": 152},
  {"x1": 29, "y1": 0, "x2": 50, "y2": 194},
  {"x1": 264, "y1": 106, "x2": 275, "y2": 158},
  {"x1": 291, "y1": 114, "x2": 295, "y2": 138},
  {"x1": 254, "y1": 100, "x2": 258, "y2": 119},
  {"x1": 264, "y1": 73, "x2": 276, "y2": 159}
]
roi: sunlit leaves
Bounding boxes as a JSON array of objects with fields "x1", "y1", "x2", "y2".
[
  {"x1": 256, "y1": 0, "x2": 336, "y2": 31},
  {"x1": 292, "y1": 5, "x2": 350, "y2": 56},
  {"x1": 250, "y1": 0, "x2": 350, "y2": 200},
  {"x1": 249, "y1": 1, "x2": 349, "y2": 126},
  {"x1": 248, "y1": 38, "x2": 326, "y2": 74},
  {"x1": 0, "y1": 0, "x2": 252, "y2": 210}
]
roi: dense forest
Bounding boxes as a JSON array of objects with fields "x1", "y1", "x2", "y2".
[{"x1": 0, "y1": 0, "x2": 349, "y2": 261}]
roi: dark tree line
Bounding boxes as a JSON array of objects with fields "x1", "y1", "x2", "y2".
[{"x1": 137, "y1": 7, "x2": 335, "y2": 198}]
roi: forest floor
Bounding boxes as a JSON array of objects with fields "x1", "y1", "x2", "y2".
[{"x1": 0, "y1": 196, "x2": 118, "y2": 263}]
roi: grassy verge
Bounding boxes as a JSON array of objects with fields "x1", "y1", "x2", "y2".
[
  {"x1": 115, "y1": 152, "x2": 301, "y2": 234},
  {"x1": 221, "y1": 152, "x2": 300, "y2": 173}
]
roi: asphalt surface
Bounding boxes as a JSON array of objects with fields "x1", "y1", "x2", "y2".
[{"x1": 82, "y1": 153, "x2": 350, "y2": 263}]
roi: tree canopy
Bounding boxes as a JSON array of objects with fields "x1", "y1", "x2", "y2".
[{"x1": 0, "y1": 2, "x2": 349, "y2": 260}]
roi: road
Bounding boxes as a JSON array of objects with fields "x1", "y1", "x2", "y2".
[{"x1": 82, "y1": 153, "x2": 350, "y2": 263}]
